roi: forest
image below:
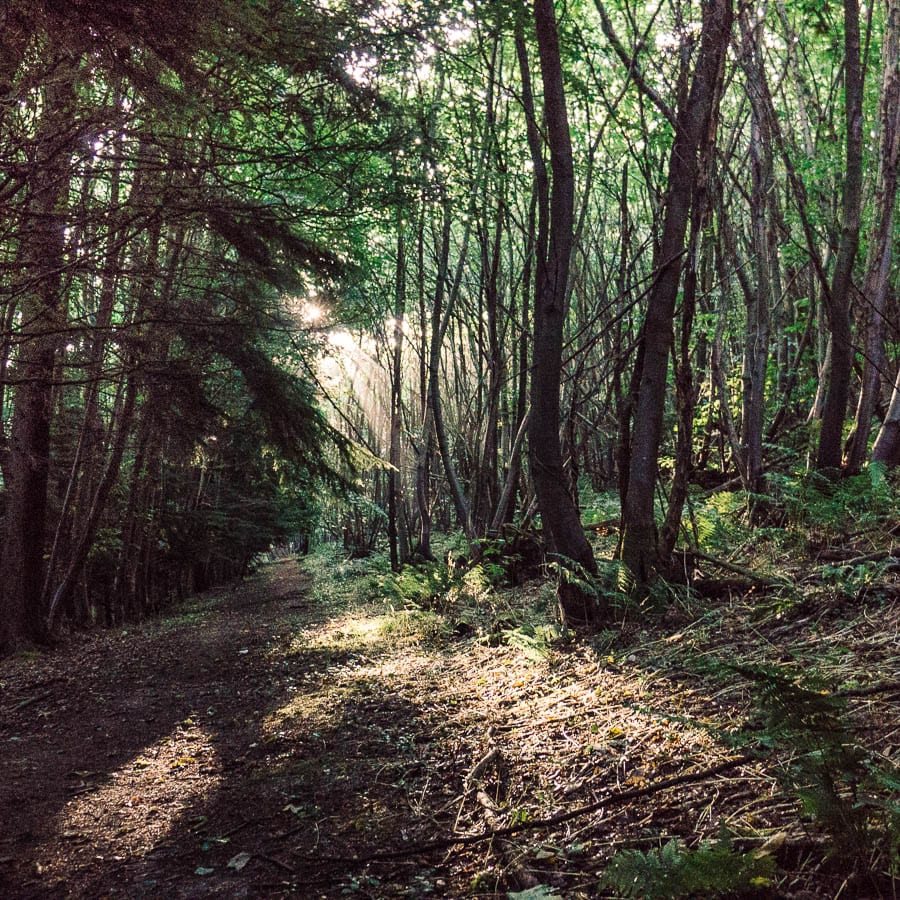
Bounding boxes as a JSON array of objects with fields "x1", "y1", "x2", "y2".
[{"x1": 1, "y1": 0, "x2": 899, "y2": 896}]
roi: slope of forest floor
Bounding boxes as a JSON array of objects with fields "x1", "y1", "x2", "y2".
[{"x1": 1, "y1": 545, "x2": 898, "y2": 898}]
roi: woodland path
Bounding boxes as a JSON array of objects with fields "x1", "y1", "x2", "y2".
[
  {"x1": 1, "y1": 556, "x2": 897, "y2": 898},
  {"x1": 1, "y1": 561, "x2": 347, "y2": 897},
  {"x1": 0, "y1": 558, "x2": 522, "y2": 898}
]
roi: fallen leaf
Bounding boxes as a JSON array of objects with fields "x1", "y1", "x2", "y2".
[
  {"x1": 508, "y1": 886, "x2": 562, "y2": 900},
  {"x1": 754, "y1": 831, "x2": 787, "y2": 858},
  {"x1": 227, "y1": 852, "x2": 252, "y2": 871},
  {"x1": 194, "y1": 867, "x2": 214, "y2": 876},
  {"x1": 200, "y1": 837, "x2": 229, "y2": 851}
]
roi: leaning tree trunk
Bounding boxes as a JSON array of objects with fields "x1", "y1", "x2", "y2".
[
  {"x1": 872, "y1": 376, "x2": 900, "y2": 466},
  {"x1": 619, "y1": 0, "x2": 733, "y2": 589}
]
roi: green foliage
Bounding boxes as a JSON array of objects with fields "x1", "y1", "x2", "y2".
[
  {"x1": 549, "y1": 555, "x2": 631, "y2": 610},
  {"x1": 377, "y1": 561, "x2": 459, "y2": 610},
  {"x1": 377, "y1": 607, "x2": 448, "y2": 642},
  {"x1": 371, "y1": 554, "x2": 496, "y2": 615},
  {"x1": 351, "y1": 549, "x2": 567, "y2": 659},
  {"x1": 678, "y1": 461, "x2": 900, "y2": 564},
  {"x1": 579, "y1": 489, "x2": 620, "y2": 526},
  {"x1": 600, "y1": 836, "x2": 774, "y2": 899},
  {"x1": 324, "y1": 490, "x2": 387, "y2": 558},
  {"x1": 817, "y1": 558, "x2": 894, "y2": 599},
  {"x1": 773, "y1": 466, "x2": 900, "y2": 535},
  {"x1": 688, "y1": 490, "x2": 752, "y2": 553},
  {"x1": 733, "y1": 663, "x2": 900, "y2": 871},
  {"x1": 507, "y1": 885, "x2": 563, "y2": 900},
  {"x1": 472, "y1": 539, "x2": 518, "y2": 586},
  {"x1": 497, "y1": 621, "x2": 564, "y2": 661}
]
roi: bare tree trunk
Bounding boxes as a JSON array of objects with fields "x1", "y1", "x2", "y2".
[
  {"x1": 41, "y1": 134, "x2": 137, "y2": 603},
  {"x1": 739, "y1": 7, "x2": 776, "y2": 495},
  {"x1": 46, "y1": 376, "x2": 138, "y2": 632},
  {"x1": 816, "y1": 0, "x2": 864, "y2": 470},
  {"x1": 527, "y1": 0, "x2": 603, "y2": 626},
  {"x1": 659, "y1": 192, "x2": 712, "y2": 562},
  {"x1": 0, "y1": 56, "x2": 77, "y2": 652},
  {"x1": 427, "y1": 200, "x2": 473, "y2": 539},
  {"x1": 412, "y1": 204, "x2": 434, "y2": 559},
  {"x1": 872, "y1": 377, "x2": 900, "y2": 466},
  {"x1": 387, "y1": 216, "x2": 408, "y2": 571},
  {"x1": 619, "y1": 0, "x2": 733, "y2": 588},
  {"x1": 848, "y1": 0, "x2": 900, "y2": 469},
  {"x1": 474, "y1": 208, "x2": 504, "y2": 536}
]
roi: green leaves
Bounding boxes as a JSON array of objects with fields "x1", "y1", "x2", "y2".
[
  {"x1": 507, "y1": 886, "x2": 563, "y2": 900},
  {"x1": 600, "y1": 837, "x2": 775, "y2": 899}
]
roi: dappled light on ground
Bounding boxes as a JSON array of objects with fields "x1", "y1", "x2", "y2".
[
  {"x1": 285, "y1": 611, "x2": 395, "y2": 653},
  {"x1": 1, "y1": 556, "x2": 897, "y2": 897},
  {"x1": 40, "y1": 722, "x2": 221, "y2": 881}
]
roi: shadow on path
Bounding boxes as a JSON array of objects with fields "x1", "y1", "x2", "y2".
[{"x1": 0, "y1": 561, "x2": 458, "y2": 898}]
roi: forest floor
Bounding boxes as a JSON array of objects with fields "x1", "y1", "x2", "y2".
[{"x1": 0, "y1": 547, "x2": 898, "y2": 899}]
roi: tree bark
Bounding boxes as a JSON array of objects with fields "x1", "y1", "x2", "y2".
[
  {"x1": 46, "y1": 376, "x2": 138, "y2": 632},
  {"x1": 872, "y1": 377, "x2": 900, "y2": 466},
  {"x1": 738, "y1": 8, "x2": 776, "y2": 496},
  {"x1": 0, "y1": 55, "x2": 77, "y2": 652},
  {"x1": 849, "y1": 0, "x2": 900, "y2": 469},
  {"x1": 413, "y1": 203, "x2": 434, "y2": 559},
  {"x1": 527, "y1": 0, "x2": 603, "y2": 626},
  {"x1": 387, "y1": 215, "x2": 408, "y2": 571},
  {"x1": 619, "y1": 0, "x2": 733, "y2": 589},
  {"x1": 815, "y1": 0, "x2": 864, "y2": 471}
]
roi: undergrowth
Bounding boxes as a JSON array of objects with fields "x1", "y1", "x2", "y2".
[
  {"x1": 675, "y1": 656, "x2": 900, "y2": 889},
  {"x1": 304, "y1": 542, "x2": 563, "y2": 658},
  {"x1": 733, "y1": 662, "x2": 900, "y2": 880},
  {"x1": 302, "y1": 491, "x2": 900, "y2": 899},
  {"x1": 681, "y1": 464, "x2": 900, "y2": 562},
  {"x1": 600, "y1": 835, "x2": 775, "y2": 898}
]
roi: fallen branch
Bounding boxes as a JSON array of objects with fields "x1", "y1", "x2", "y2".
[
  {"x1": 256, "y1": 852, "x2": 294, "y2": 873},
  {"x1": 688, "y1": 550, "x2": 789, "y2": 588},
  {"x1": 814, "y1": 547, "x2": 900, "y2": 564},
  {"x1": 456, "y1": 746, "x2": 505, "y2": 832},
  {"x1": 690, "y1": 577, "x2": 763, "y2": 598},
  {"x1": 299, "y1": 753, "x2": 755, "y2": 865},
  {"x1": 220, "y1": 819, "x2": 257, "y2": 839},
  {"x1": 10, "y1": 693, "x2": 52, "y2": 712},
  {"x1": 464, "y1": 747, "x2": 502, "y2": 792},
  {"x1": 834, "y1": 679, "x2": 900, "y2": 698}
]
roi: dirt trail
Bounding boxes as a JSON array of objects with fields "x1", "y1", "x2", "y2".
[
  {"x1": 0, "y1": 559, "x2": 531, "y2": 898},
  {"x1": 2, "y1": 557, "x2": 896, "y2": 898},
  {"x1": 0, "y1": 561, "x2": 354, "y2": 897}
]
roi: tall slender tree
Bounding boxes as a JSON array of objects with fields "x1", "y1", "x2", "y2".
[
  {"x1": 815, "y1": 0, "x2": 864, "y2": 471},
  {"x1": 619, "y1": 0, "x2": 733, "y2": 588},
  {"x1": 527, "y1": 0, "x2": 602, "y2": 625}
]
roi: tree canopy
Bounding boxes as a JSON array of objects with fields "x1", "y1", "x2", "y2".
[{"x1": 2, "y1": 0, "x2": 900, "y2": 643}]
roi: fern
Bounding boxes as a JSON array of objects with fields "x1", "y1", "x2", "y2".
[
  {"x1": 500, "y1": 622, "x2": 562, "y2": 661},
  {"x1": 788, "y1": 468, "x2": 898, "y2": 534},
  {"x1": 733, "y1": 662, "x2": 900, "y2": 867},
  {"x1": 600, "y1": 837, "x2": 774, "y2": 898}
]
